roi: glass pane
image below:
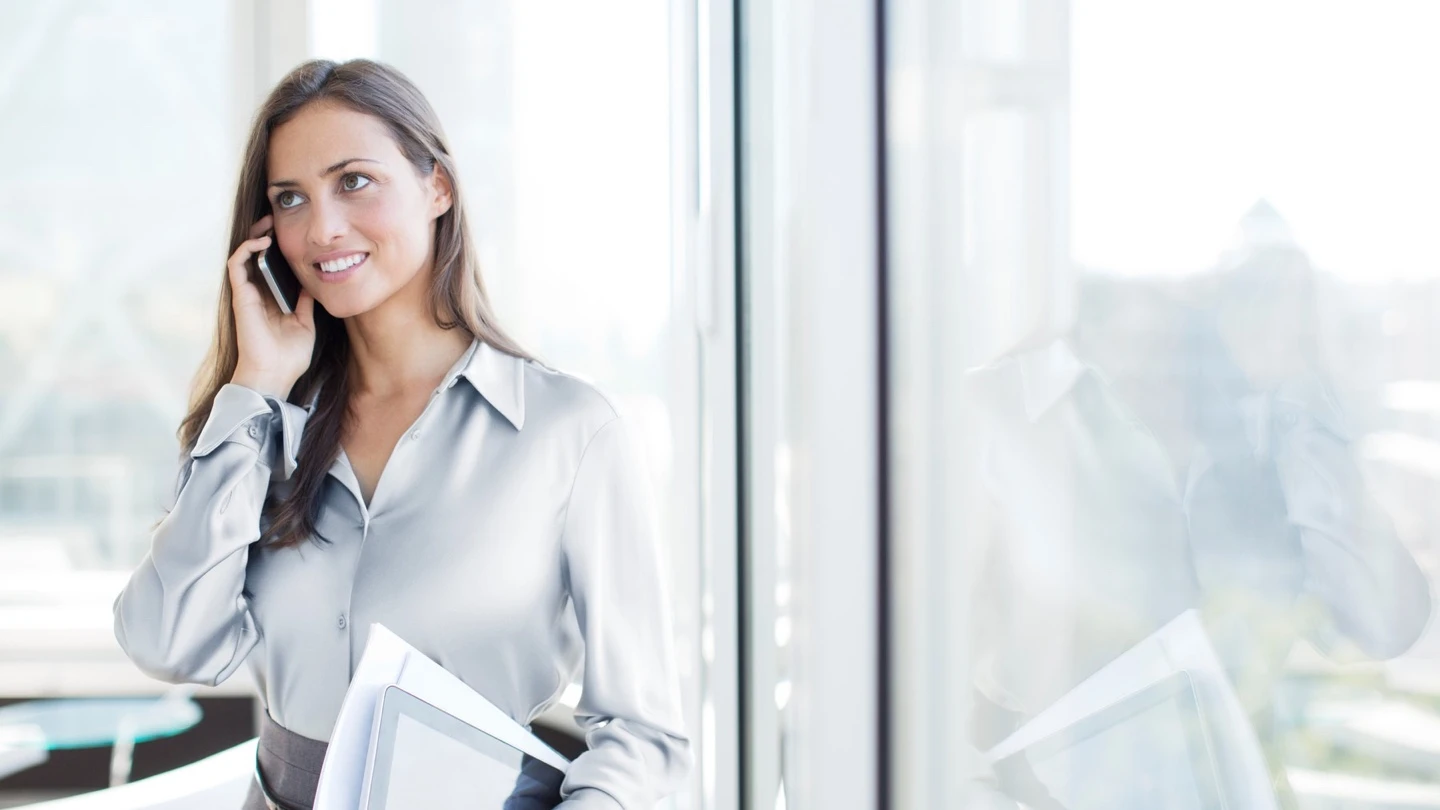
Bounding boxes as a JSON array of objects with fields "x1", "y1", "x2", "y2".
[
  {"x1": 738, "y1": 0, "x2": 812, "y2": 806},
  {"x1": 890, "y1": 1, "x2": 1440, "y2": 807},
  {"x1": 0, "y1": 2, "x2": 232, "y2": 579}
]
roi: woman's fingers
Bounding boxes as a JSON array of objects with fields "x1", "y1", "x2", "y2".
[
  {"x1": 248, "y1": 215, "x2": 274, "y2": 240},
  {"x1": 226, "y1": 234, "x2": 273, "y2": 301}
]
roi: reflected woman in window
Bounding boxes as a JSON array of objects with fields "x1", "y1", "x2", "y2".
[{"x1": 113, "y1": 59, "x2": 690, "y2": 810}]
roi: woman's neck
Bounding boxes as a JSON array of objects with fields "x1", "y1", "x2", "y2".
[{"x1": 344, "y1": 315, "x2": 472, "y2": 400}]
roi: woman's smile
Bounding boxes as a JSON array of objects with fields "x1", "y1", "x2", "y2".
[{"x1": 313, "y1": 250, "x2": 369, "y2": 282}]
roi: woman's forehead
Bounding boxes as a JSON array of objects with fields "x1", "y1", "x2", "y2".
[{"x1": 268, "y1": 102, "x2": 399, "y2": 178}]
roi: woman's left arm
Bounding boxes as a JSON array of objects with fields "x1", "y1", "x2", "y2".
[{"x1": 559, "y1": 415, "x2": 693, "y2": 810}]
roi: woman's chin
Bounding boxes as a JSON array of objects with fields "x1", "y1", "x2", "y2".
[{"x1": 315, "y1": 293, "x2": 374, "y2": 321}]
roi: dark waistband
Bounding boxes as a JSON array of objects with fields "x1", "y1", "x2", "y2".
[{"x1": 254, "y1": 713, "x2": 329, "y2": 810}]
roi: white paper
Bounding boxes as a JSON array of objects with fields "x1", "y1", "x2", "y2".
[
  {"x1": 0, "y1": 724, "x2": 46, "y2": 781},
  {"x1": 315, "y1": 624, "x2": 570, "y2": 810},
  {"x1": 985, "y1": 609, "x2": 1278, "y2": 810}
]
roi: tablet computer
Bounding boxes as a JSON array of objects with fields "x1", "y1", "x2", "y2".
[
  {"x1": 360, "y1": 684, "x2": 567, "y2": 810},
  {"x1": 992, "y1": 671, "x2": 1227, "y2": 809}
]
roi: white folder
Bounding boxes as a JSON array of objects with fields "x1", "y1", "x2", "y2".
[{"x1": 314, "y1": 624, "x2": 569, "y2": 810}]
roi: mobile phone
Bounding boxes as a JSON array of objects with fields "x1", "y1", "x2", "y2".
[{"x1": 253, "y1": 237, "x2": 301, "y2": 314}]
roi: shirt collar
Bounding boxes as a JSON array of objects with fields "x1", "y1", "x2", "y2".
[
  {"x1": 451, "y1": 337, "x2": 527, "y2": 430},
  {"x1": 302, "y1": 337, "x2": 527, "y2": 431},
  {"x1": 1016, "y1": 338, "x2": 1088, "y2": 422}
]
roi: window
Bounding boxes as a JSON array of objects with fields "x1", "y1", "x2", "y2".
[{"x1": 890, "y1": 1, "x2": 1440, "y2": 807}]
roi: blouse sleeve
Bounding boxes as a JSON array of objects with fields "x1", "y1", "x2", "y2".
[
  {"x1": 557, "y1": 416, "x2": 692, "y2": 809},
  {"x1": 1265, "y1": 381, "x2": 1432, "y2": 658},
  {"x1": 113, "y1": 383, "x2": 308, "y2": 685}
]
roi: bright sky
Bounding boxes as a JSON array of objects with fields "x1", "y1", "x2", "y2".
[{"x1": 1072, "y1": 0, "x2": 1440, "y2": 280}]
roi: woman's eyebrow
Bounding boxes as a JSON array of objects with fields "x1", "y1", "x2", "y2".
[{"x1": 268, "y1": 157, "x2": 382, "y2": 189}]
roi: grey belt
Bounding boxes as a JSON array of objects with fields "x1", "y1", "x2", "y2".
[
  {"x1": 253, "y1": 760, "x2": 300, "y2": 810},
  {"x1": 244, "y1": 712, "x2": 328, "y2": 810}
]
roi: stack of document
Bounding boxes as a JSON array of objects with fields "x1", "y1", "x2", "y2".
[{"x1": 314, "y1": 624, "x2": 569, "y2": 810}]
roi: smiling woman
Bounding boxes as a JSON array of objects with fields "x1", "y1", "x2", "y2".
[{"x1": 113, "y1": 59, "x2": 692, "y2": 810}]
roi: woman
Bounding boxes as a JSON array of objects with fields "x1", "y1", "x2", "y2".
[{"x1": 113, "y1": 59, "x2": 690, "y2": 810}]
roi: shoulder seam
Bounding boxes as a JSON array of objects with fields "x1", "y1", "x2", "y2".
[{"x1": 536, "y1": 365, "x2": 623, "y2": 422}]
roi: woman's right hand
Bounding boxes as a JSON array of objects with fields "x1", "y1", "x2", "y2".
[{"x1": 226, "y1": 215, "x2": 316, "y2": 400}]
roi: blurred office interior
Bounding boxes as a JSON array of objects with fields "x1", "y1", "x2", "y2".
[{"x1": 3, "y1": 0, "x2": 1440, "y2": 808}]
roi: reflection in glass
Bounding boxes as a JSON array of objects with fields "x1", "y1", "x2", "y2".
[{"x1": 889, "y1": 1, "x2": 1440, "y2": 808}]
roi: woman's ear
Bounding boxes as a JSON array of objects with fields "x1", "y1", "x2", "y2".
[{"x1": 428, "y1": 165, "x2": 454, "y2": 219}]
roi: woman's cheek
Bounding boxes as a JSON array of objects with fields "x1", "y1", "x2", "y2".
[
  {"x1": 362, "y1": 195, "x2": 427, "y2": 253},
  {"x1": 345, "y1": 197, "x2": 396, "y2": 242},
  {"x1": 275, "y1": 225, "x2": 306, "y2": 273}
]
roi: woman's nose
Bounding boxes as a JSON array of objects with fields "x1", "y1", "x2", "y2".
[{"x1": 306, "y1": 199, "x2": 348, "y2": 246}]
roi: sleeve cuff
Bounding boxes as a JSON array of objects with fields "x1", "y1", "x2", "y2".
[
  {"x1": 190, "y1": 384, "x2": 310, "y2": 480},
  {"x1": 559, "y1": 788, "x2": 625, "y2": 810},
  {"x1": 1271, "y1": 375, "x2": 1351, "y2": 441}
]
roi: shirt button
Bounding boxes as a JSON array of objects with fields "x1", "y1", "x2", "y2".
[
  {"x1": 338, "y1": 614, "x2": 348, "y2": 630},
  {"x1": 411, "y1": 431, "x2": 421, "y2": 440},
  {"x1": 247, "y1": 423, "x2": 261, "y2": 439}
]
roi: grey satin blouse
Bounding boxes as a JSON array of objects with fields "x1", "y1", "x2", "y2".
[{"x1": 113, "y1": 337, "x2": 691, "y2": 810}]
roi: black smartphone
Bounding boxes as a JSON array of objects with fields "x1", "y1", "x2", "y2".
[{"x1": 253, "y1": 237, "x2": 301, "y2": 314}]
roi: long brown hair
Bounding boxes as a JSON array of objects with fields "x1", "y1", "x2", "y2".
[{"x1": 178, "y1": 59, "x2": 532, "y2": 549}]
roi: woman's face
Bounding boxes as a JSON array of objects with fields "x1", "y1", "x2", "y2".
[{"x1": 265, "y1": 102, "x2": 451, "y2": 320}]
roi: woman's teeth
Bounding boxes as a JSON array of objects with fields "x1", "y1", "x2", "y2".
[{"x1": 319, "y1": 253, "x2": 367, "y2": 273}]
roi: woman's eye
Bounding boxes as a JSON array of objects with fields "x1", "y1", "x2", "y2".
[
  {"x1": 275, "y1": 191, "x2": 302, "y2": 209},
  {"x1": 341, "y1": 173, "x2": 372, "y2": 192}
]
